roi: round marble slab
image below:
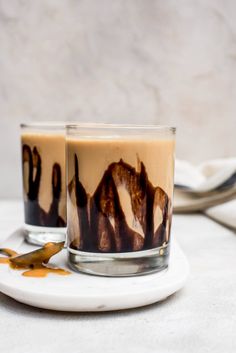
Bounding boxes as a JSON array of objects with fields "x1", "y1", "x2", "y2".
[{"x1": 0, "y1": 231, "x2": 189, "y2": 311}]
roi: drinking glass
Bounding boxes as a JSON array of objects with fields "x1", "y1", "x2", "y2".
[
  {"x1": 21, "y1": 123, "x2": 66, "y2": 245},
  {"x1": 66, "y1": 124, "x2": 175, "y2": 276}
]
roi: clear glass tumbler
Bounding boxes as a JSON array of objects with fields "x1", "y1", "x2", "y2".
[
  {"x1": 21, "y1": 123, "x2": 66, "y2": 245},
  {"x1": 67, "y1": 124, "x2": 175, "y2": 276}
]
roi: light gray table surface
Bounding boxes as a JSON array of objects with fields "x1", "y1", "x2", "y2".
[{"x1": 0, "y1": 200, "x2": 235, "y2": 353}]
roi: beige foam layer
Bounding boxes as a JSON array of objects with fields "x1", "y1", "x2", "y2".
[{"x1": 67, "y1": 138, "x2": 175, "y2": 198}]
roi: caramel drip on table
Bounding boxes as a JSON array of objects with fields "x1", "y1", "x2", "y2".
[
  {"x1": 0, "y1": 248, "x2": 18, "y2": 257},
  {"x1": 0, "y1": 248, "x2": 18, "y2": 265},
  {"x1": 22, "y1": 266, "x2": 70, "y2": 278},
  {"x1": 0, "y1": 246, "x2": 70, "y2": 278}
]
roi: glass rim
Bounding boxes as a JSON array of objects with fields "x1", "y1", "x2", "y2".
[
  {"x1": 66, "y1": 123, "x2": 176, "y2": 133},
  {"x1": 20, "y1": 122, "x2": 66, "y2": 129},
  {"x1": 20, "y1": 122, "x2": 176, "y2": 134}
]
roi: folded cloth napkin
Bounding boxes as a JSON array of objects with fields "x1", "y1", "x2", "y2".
[
  {"x1": 174, "y1": 158, "x2": 236, "y2": 229},
  {"x1": 205, "y1": 200, "x2": 236, "y2": 230}
]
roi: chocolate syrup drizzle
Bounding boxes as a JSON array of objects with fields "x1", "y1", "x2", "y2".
[
  {"x1": 68, "y1": 154, "x2": 171, "y2": 253},
  {"x1": 22, "y1": 144, "x2": 66, "y2": 227}
]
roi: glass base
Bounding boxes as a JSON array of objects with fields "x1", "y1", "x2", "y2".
[
  {"x1": 24, "y1": 224, "x2": 67, "y2": 246},
  {"x1": 68, "y1": 243, "x2": 170, "y2": 277}
]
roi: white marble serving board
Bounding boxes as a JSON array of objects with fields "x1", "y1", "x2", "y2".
[{"x1": 0, "y1": 229, "x2": 189, "y2": 312}]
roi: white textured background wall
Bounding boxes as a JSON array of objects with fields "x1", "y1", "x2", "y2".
[{"x1": 0, "y1": 0, "x2": 236, "y2": 198}]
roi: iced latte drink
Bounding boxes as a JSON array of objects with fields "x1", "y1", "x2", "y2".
[
  {"x1": 21, "y1": 123, "x2": 66, "y2": 245},
  {"x1": 67, "y1": 124, "x2": 175, "y2": 276}
]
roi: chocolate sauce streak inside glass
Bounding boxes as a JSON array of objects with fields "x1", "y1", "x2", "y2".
[
  {"x1": 68, "y1": 154, "x2": 171, "y2": 253},
  {"x1": 22, "y1": 144, "x2": 66, "y2": 227}
]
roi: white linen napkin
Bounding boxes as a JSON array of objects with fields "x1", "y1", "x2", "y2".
[
  {"x1": 205, "y1": 200, "x2": 236, "y2": 230},
  {"x1": 174, "y1": 159, "x2": 236, "y2": 229}
]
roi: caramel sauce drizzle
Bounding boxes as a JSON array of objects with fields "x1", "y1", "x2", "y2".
[
  {"x1": 0, "y1": 243, "x2": 70, "y2": 278},
  {"x1": 21, "y1": 267, "x2": 70, "y2": 278}
]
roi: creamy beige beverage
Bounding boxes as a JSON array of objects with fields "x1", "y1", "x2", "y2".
[
  {"x1": 67, "y1": 137, "x2": 175, "y2": 253},
  {"x1": 21, "y1": 132, "x2": 66, "y2": 227}
]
